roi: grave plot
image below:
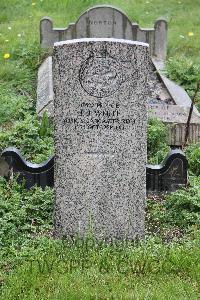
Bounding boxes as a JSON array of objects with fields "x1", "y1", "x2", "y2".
[{"x1": 37, "y1": 5, "x2": 200, "y2": 146}]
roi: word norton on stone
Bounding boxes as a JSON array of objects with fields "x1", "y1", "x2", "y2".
[{"x1": 0, "y1": 147, "x2": 188, "y2": 194}]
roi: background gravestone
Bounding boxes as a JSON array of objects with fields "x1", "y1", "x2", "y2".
[
  {"x1": 53, "y1": 38, "x2": 150, "y2": 240},
  {"x1": 147, "y1": 149, "x2": 188, "y2": 194},
  {"x1": 40, "y1": 5, "x2": 167, "y2": 59}
]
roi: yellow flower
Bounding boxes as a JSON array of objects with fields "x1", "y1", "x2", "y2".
[
  {"x1": 188, "y1": 32, "x2": 194, "y2": 36},
  {"x1": 4, "y1": 53, "x2": 10, "y2": 59},
  {"x1": 32, "y1": 2, "x2": 36, "y2": 5}
]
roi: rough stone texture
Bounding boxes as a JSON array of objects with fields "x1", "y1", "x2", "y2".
[
  {"x1": 36, "y1": 56, "x2": 54, "y2": 117},
  {"x1": 147, "y1": 61, "x2": 173, "y2": 105},
  {"x1": 40, "y1": 5, "x2": 167, "y2": 60},
  {"x1": 53, "y1": 38, "x2": 150, "y2": 240},
  {"x1": 37, "y1": 56, "x2": 200, "y2": 145},
  {"x1": 0, "y1": 157, "x2": 9, "y2": 177},
  {"x1": 160, "y1": 75, "x2": 200, "y2": 114},
  {"x1": 37, "y1": 56, "x2": 174, "y2": 117},
  {"x1": 154, "y1": 19, "x2": 167, "y2": 61}
]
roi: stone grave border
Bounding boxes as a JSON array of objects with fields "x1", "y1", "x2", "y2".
[{"x1": 1, "y1": 147, "x2": 188, "y2": 194}]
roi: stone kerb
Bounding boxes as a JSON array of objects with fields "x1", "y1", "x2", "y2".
[
  {"x1": 53, "y1": 38, "x2": 149, "y2": 240},
  {"x1": 148, "y1": 104, "x2": 200, "y2": 145},
  {"x1": 0, "y1": 147, "x2": 188, "y2": 194}
]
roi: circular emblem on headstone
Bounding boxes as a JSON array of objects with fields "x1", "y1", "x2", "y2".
[{"x1": 79, "y1": 51, "x2": 123, "y2": 98}]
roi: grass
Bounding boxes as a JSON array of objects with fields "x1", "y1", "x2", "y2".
[
  {"x1": 0, "y1": 0, "x2": 200, "y2": 299},
  {"x1": 1, "y1": 234, "x2": 200, "y2": 299},
  {"x1": 0, "y1": 176, "x2": 200, "y2": 299},
  {"x1": 1, "y1": 0, "x2": 200, "y2": 60}
]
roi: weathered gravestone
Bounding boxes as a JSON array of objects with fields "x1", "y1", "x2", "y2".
[
  {"x1": 37, "y1": 57, "x2": 54, "y2": 116},
  {"x1": 37, "y1": 5, "x2": 200, "y2": 146},
  {"x1": 37, "y1": 5, "x2": 168, "y2": 118},
  {"x1": 40, "y1": 5, "x2": 167, "y2": 60},
  {"x1": 149, "y1": 104, "x2": 200, "y2": 145},
  {"x1": 53, "y1": 38, "x2": 150, "y2": 240}
]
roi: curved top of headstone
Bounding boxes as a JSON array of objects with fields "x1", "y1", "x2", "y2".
[
  {"x1": 76, "y1": 4, "x2": 132, "y2": 19},
  {"x1": 54, "y1": 37, "x2": 149, "y2": 47},
  {"x1": 74, "y1": 5, "x2": 134, "y2": 40}
]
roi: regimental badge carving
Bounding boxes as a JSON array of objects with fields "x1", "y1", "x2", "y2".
[{"x1": 79, "y1": 49, "x2": 126, "y2": 98}]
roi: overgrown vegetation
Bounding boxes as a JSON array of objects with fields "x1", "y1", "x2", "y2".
[
  {"x1": 0, "y1": 0, "x2": 200, "y2": 298},
  {"x1": 147, "y1": 176, "x2": 200, "y2": 237},
  {"x1": 186, "y1": 142, "x2": 200, "y2": 176},
  {"x1": 166, "y1": 56, "x2": 200, "y2": 109},
  {"x1": 0, "y1": 113, "x2": 53, "y2": 163},
  {"x1": 147, "y1": 118, "x2": 170, "y2": 164}
]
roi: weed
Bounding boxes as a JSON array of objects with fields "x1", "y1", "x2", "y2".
[
  {"x1": 186, "y1": 143, "x2": 200, "y2": 176},
  {"x1": 0, "y1": 114, "x2": 54, "y2": 163},
  {"x1": 147, "y1": 118, "x2": 170, "y2": 164}
]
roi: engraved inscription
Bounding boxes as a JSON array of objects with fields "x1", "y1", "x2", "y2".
[
  {"x1": 79, "y1": 50, "x2": 125, "y2": 98},
  {"x1": 63, "y1": 102, "x2": 135, "y2": 131},
  {"x1": 87, "y1": 20, "x2": 117, "y2": 25}
]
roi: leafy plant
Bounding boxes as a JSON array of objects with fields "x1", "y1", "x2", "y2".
[
  {"x1": 147, "y1": 118, "x2": 170, "y2": 164},
  {"x1": 0, "y1": 177, "x2": 53, "y2": 260},
  {"x1": 164, "y1": 176, "x2": 200, "y2": 229},
  {"x1": 39, "y1": 111, "x2": 51, "y2": 138},
  {"x1": 166, "y1": 56, "x2": 200, "y2": 110},
  {"x1": 0, "y1": 85, "x2": 31, "y2": 126},
  {"x1": 166, "y1": 56, "x2": 200, "y2": 91},
  {"x1": 146, "y1": 176, "x2": 200, "y2": 235},
  {"x1": 0, "y1": 114, "x2": 54, "y2": 163},
  {"x1": 186, "y1": 143, "x2": 200, "y2": 176}
]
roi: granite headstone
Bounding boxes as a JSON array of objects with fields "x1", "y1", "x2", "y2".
[{"x1": 53, "y1": 38, "x2": 150, "y2": 240}]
